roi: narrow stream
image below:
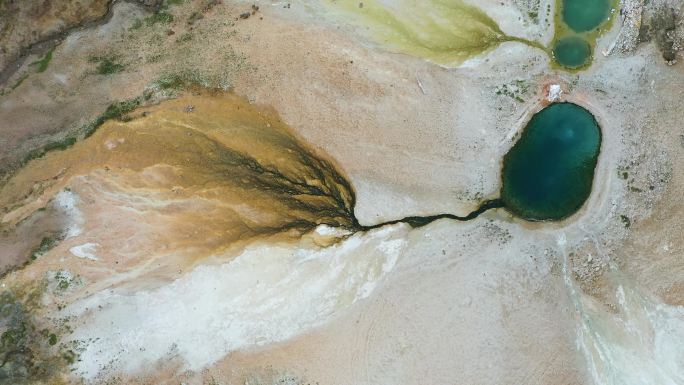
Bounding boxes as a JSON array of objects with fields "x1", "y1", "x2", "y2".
[{"x1": 360, "y1": 102, "x2": 601, "y2": 229}]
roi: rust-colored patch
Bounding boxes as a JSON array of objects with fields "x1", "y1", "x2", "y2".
[{"x1": 0, "y1": 90, "x2": 357, "y2": 283}]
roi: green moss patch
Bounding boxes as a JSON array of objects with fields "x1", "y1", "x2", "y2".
[
  {"x1": 31, "y1": 48, "x2": 54, "y2": 73},
  {"x1": 88, "y1": 55, "x2": 126, "y2": 75},
  {"x1": 145, "y1": 10, "x2": 174, "y2": 26}
]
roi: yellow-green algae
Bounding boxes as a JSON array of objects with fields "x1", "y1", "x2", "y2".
[{"x1": 323, "y1": 0, "x2": 546, "y2": 66}]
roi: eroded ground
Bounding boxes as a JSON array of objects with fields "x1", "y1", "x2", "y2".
[{"x1": 0, "y1": 0, "x2": 683, "y2": 384}]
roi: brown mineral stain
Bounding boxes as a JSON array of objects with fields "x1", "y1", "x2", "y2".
[{"x1": 0, "y1": 90, "x2": 357, "y2": 282}]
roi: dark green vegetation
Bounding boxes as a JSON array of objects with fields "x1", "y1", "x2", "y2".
[
  {"x1": 145, "y1": 10, "x2": 174, "y2": 26},
  {"x1": 21, "y1": 137, "x2": 77, "y2": 166},
  {"x1": 501, "y1": 103, "x2": 601, "y2": 220},
  {"x1": 155, "y1": 72, "x2": 199, "y2": 90},
  {"x1": 561, "y1": 0, "x2": 611, "y2": 32},
  {"x1": 553, "y1": 36, "x2": 591, "y2": 68},
  {"x1": 10, "y1": 74, "x2": 28, "y2": 90},
  {"x1": 31, "y1": 237, "x2": 60, "y2": 261},
  {"x1": 130, "y1": 7, "x2": 174, "y2": 31},
  {"x1": 31, "y1": 49, "x2": 54, "y2": 73},
  {"x1": 89, "y1": 55, "x2": 126, "y2": 75},
  {"x1": 495, "y1": 80, "x2": 530, "y2": 103},
  {"x1": 620, "y1": 214, "x2": 631, "y2": 228},
  {"x1": 20, "y1": 97, "x2": 141, "y2": 167},
  {"x1": 0, "y1": 234, "x2": 64, "y2": 279},
  {"x1": 84, "y1": 97, "x2": 141, "y2": 137}
]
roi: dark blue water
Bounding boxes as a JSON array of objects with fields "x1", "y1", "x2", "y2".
[{"x1": 501, "y1": 103, "x2": 601, "y2": 221}]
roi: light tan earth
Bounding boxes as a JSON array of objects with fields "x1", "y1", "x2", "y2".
[{"x1": 0, "y1": 1, "x2": 683, "y2": 384}]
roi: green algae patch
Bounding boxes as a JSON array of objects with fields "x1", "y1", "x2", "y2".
[
  {"x1": 501, "y1": 103, "x2": 601, "y2": 221},
  {"x1": 323, "y1": 0, "x2": 544, "y2": 66},
  {"x1": 32, "y1": 48, "x2": 54, "y2": 73}
]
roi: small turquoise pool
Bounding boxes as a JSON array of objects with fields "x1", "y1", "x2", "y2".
[
  {"x1": 501, "y1": 103, "x2": 601, "y2": 221},
  {"x1": 552, "y1": 0, "x2": 614, "y2": 69},
  {"x1": 561, "y1": 0, "x2": 612, "y2": 32},
  {"x1": 554, "y1": 36, "x2": 591, "y2": 68}
]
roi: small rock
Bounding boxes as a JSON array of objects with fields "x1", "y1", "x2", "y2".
[
  {"x1": 547, "y1": 84, "x2": 562, "y2": 102},
  {"x1": 239, "y1": 12, "x2": 251, "y2": 19}
]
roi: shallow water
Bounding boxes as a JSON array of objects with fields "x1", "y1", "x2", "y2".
[
  {"x1": 501, "y1": 103, "x2": 601, "y2": 220},
  {"x1": 320, "y1": 0, "x2": 536, "y2": 67}
]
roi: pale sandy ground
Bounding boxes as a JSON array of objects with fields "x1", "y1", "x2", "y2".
[{"x1": 0, "y1": 1, "x2": 683, "y2": 384}]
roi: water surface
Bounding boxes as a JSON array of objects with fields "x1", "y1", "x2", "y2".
[
  {"x1": 501, "y1": 103, "x2": 601, "y2": 220},
  {"x1": 561, "y1": 0, "x2": 612, "y2": 32},
  {"x1": 552, "y1": 0, "x2": 615, "y2": 69},
  {"x1": 554, "y1": 36, "x2": 591, "y2": 68}
]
